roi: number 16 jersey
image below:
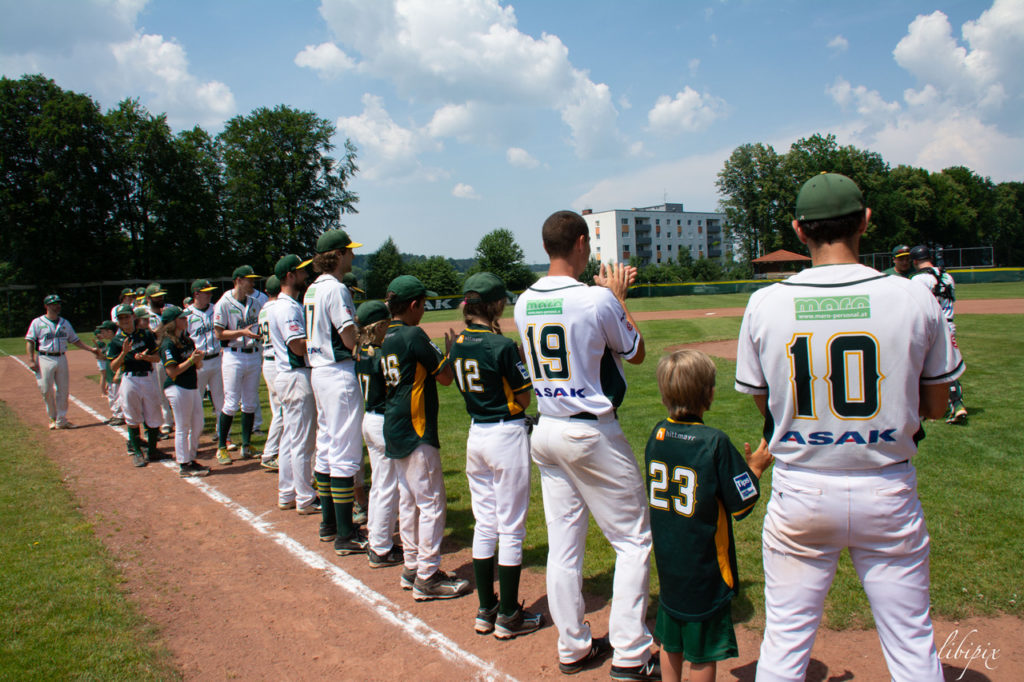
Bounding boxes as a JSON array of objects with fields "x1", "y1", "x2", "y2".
[{"x1": 735, "y1": 263, "x2": 964, "y2": 470}]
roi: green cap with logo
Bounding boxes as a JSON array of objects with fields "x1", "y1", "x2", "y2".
[
  {"x1": 342, "y1": 272, "x2": 364, "y2": 294},
  {"x1": 274, "y1": 254, "x2": 312, "y2": 280},
  {"x1": 891, "y1": 244, "x2": 911, "y2": 258},
  {"x1": 232, "y1": 265, "x2": 261, "y2": 280},
  {"x1": 356, "y1": 300, "x2": 389, "y2": 326},
  {"x1": 159, "y1": 305, "x2": 188, "y2": 325},
  {"x1": 191, "y1": 278, "x2": 216, "y2": 293},
  {"x1": 120, "y1": 287, "x2": 135, "y2": 297},
  {"x1": 463, "y1": 272, "x2": 508, "y2": 304},
  {"x1": 315, "y1": 229, "x2": 363, "y2": 254},
  {"x1": 795, "y1": 172, "x2": 864, "y2": 221},
  {"x1": 115, "y1": 303, "x2": 134, "y2": 318},
  {"x1": 265, "y1": 275, "x2": 281, "y2": 297},
  {"x1": 43, "y1": 294, "x2": 62, "y2": 305},
  {"x1": 145, "y1": 282, "x2": 166, "y2": 297},
  {"x1": 387, "y1": 275, "x2": 427, "y2": 303},
  {"x1": 134, "y1": 287, "x2": 146, "y2": 300}
]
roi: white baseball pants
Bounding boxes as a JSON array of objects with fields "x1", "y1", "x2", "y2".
[
  {"x1": 395, "y1": 444, "x2": 446, "y2": 580},
  {"x1": 196, "y1": 355, "x2": 224, "y2": 414},
  {"x1": 35, "y1": 354, "x2": 69, "y2": 422},
  {"x1": 275, "y1": 369, "x2": 316, "y2": 508},
  {"x1": 311, "y1": 362, "x2": 364, "y2": 477},
  {"x1": 363, "y1": 411, "x2": 400, "y2": 555},
  {"x1": 107, "y1": 382, "x2": 123, "y2": 419},
  {"x1": 261, "y1": 359, "x2": 283, "y2": 458},
  {"x1": 466, "y1": 420, "x2": 531, "y2": 565},
  {"x1": 756, "y1": 460, "x2": 943, "y2": 682},
  {"x1": 221, "y1": 350, "x2": 261, "y2": 415},
  {"x1": 531, "y1": 414, "x2": 653, "y2": 668},
  {"x1": 152, "y1": 362, "x2": 173, "y2": 427},
  {"x1": 120, "y1": 372, "x2": 163, "y2": 428},
  {"x1": 164, "y1": 385, "x2": 203, "y2": 464}
]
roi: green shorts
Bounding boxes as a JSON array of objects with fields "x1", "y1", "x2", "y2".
[{"x1": 654, "y1": 603, "x2": 738, "y2": 663}]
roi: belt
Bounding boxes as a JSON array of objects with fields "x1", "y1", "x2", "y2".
[
  {"x1": 39, "y1": 351, "x2": 64, "y2": 357},
  {"x1": 472, "y1": 415, "x2": 525, "y2": 425},
  {"x1": 229, "y1": 347, "x2": 256, "y2": 353},
  {"x1": 203, "y1": 353, "x2": 220, "y2": 360},
  {"x1": 128, "y1": 370, "x2": 151, "y2": 377}
]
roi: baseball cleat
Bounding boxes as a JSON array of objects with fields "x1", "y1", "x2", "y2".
[
  {"x1": 609, "y1": 658, "x2": 661, "y2": 681},
  {"x1": 179, "y1": 461, "x2": 210, "y2": 477},
  {"x1": 412, "y1": 570, "x2": 471, "y2": 601},
  {"x1": 297, "y1": 500, "x2": 321, "y2": 515},
  {"x1": 319, "y1": 523, "x2": 337, "y2": 543},
  {"x1": 334, "y1": 530, "x2": 369, "y2": 556},
  {"x1": 260, "y1": 455, "x2": 279, "y2": 470},
  {"x1": 353, "y1": 502, "x2": 368, "y2": 526},
  {"x1": 400, "y1": 567, "x2": 416, "y2": 590},
  {"x1": 226, "y1": 440, "x2": 238, "y2": 451},
  {"x1": 48, "y1": 420, "x2": 56, "y2": 430},
  {"x1": 238, "y1": 445, "x2": 256, "y2": 460},
  {"x1": 367, "y1": 545, "x2": 404, "y2": 568},
  {"x1": 946, "y1": 408, "x2": 968, "y2": 424},
  {"x1": 216, "y1": 448, "x2": 232, "y2": 465},
  {"x1": 558, "y1": 636, "x2": 611, "y2": 675},
  {"x1": 132, "y1": 451, "x2": 147, "y2": 468},
  {"x1": 54, "y1": 420, "x2": 74, "y2": 429},
  {"x1": 494, "y1": 606, "x2": 544, "y2": 640},
  {"x1": 474, "y1": 602, "x2": 498, "y2": 634},
  {"x1": 278, "y1": 500, "x2": 296, "y2": 511}
]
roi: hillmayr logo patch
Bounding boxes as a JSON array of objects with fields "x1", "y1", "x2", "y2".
[
  {"x1": 526, "y1": 299, "x2": 563, "y2": 316},
  {"x1": 794, "y1": 295, "x2": 870, "y2": 320}
]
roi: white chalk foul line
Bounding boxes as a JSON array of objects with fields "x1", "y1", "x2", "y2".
[{"x1": 3, "y1": 352, "x2": 515, "y2": 682}]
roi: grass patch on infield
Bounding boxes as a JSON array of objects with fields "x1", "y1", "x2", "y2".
[{"x1": 0, "y1": 402, "x2": 178, "y2": 680}]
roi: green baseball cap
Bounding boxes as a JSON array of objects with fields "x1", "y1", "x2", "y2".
[
  {"x1": 891, "y1": 244, "x2": 911, "y2": 258},
  {"x1": 159, "y1": 305, "x2": 187, "y2": 325},
  {"x1": 315, "y1": 229, "x2": 363, "y2": 254},
  {"x1": 191, "y1": 278, "x2": 216, "y2": 293},
  {"x1": 133, "y1": 306, "x2": 150, "y2": 319},
  {"x1": 43, "y1": 294, "x2": 62, "y2": 305},
  {"x1": 387, "y1": 274, "x2": 427, "y2": 303},
  {"x1": 795, "y1": 172, "x2": 864, "y2": 221},
  {"x1": 99, "y1": 320, "x2": 119, "y2": 331},
  {"x1": 265, "y1": 275, "x2": 281, "y2": 296},
  {"x1": 145, "y1": 282, "x2": 166, "y2": 297},
  {"x1": 463, "y1": 272, "x2": 508, "y2": 303},
  {"x1": 115, "y1": 303, "x2": 134, "y2": 318},
  {"x1": 274, "y1": 254, "x2": 313, "y2": 280},
  {"x1": 342, "y1": 272, "x2": 364, "y2": 294},
  {"x1": 120, "y1": 287, "x2": 135, "y2": 297},
  {"x1": 356, "y1": 300, "x2": 389, "y2": 326},
  {"x1": 134, "y1": 287, "x2": 146, "y2": 299},
  {"x1": 232, "y1": 265, "x2": 261, "y2": 279}
]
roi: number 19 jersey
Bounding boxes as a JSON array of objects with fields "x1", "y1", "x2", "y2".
[
  {"x1": 735, "y1": 264, "x2": 965, "y2": 470},
  {"x1": 514, "y1": 276, "x2": 641, "y2": 417}
]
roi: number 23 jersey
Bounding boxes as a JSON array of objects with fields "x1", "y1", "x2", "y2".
[{"x1": 735, "y1": 263, "x2": 964, "y2": 469}]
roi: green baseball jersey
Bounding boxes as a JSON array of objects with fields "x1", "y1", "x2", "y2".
[
  {"x1": 381, "y1": 321, "x2": 446, "y2": 459},
  {"x1": 881, "y1": 266, "x2": 913, "y2": 279},
  {"x1": 160, "y1": 336, "x2": 198, "y2": 389},
  {"x1": 107, "y1": 328, "x2": 157, "y2": 375},
  {"x1": 644, "y1": 416, "x2": 761, "y2": 620},
  {"x1": 355, "y1": 344, "x2": 387, "y2": 413},
  {"x1": 442, "y1": 323, "x2": 531, "y2": 422}
]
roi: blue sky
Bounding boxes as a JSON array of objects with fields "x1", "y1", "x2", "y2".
[{"x1": 2, "y1": 0, "x2": 1021, "y2": 262}]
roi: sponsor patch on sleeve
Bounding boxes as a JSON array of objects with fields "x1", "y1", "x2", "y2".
[
  {"x1": 516, "y1": 361, "x2": 529, "y2": 381},
  {"x1": 655, "y1": 427, "x2": 666, "y2": 441},
  {"x1": 733, "y1": 472, "x2": 756, "y2": 501}
]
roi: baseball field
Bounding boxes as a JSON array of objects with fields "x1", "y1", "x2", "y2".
[{"x1": 1, "y1": 283, "x2": 1021, "y2": 680}]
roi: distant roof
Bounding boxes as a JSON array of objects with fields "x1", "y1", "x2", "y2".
[{"x1": 751, "y1": 249, "x2": 812, "y2": 263}]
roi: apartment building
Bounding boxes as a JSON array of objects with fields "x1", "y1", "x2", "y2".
[{"x1": 581, "y1": 203, "x2": 729, "y2": 266}]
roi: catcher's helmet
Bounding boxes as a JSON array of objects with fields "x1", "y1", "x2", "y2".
[{"x1": 909, "y1": 244, "x2": 932, "y2": 262}]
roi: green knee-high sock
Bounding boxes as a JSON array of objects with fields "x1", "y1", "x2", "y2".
[
  {"x1": 146, "y1": 426, "x2": 160, "y2": 451},
  {"x1": 473, "y1": 556, "x2": 497, "y2": 609},
  {"x1": 217, "y1": 412, "x2": 233, "y2": 448},
  {"x1": 240, "y1": 411, "x2": 254, "y2": 447},
  {"x1": 498, "y1": 564, "x2": 522, "y2": 616},
  {"x1": 331, "y1": 476, "x2": 355, "y2": 539},
  {"x1": 128, "y1": 426, "x2": 143, "y2": 454},
  {"x1": 315, "y1": 472, "x2": 335, "y2": 530}
]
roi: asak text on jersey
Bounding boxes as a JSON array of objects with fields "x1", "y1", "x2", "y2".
[
  {"x1": 735, "y1": 263, "x2": 964, "y2": 469},
  {"x1": 513, "y1": 276, "x2": 640, "y2": 417},
  {"x1": 26, "y1": 316, "x2": 78, "y2": 353},
  {"x1": 213, "y1": 290, "x2": 261, "y2": 350},
  {"x1": 303, "y1": 274, "x2": 356, "y2": 366},
  {"x1": 267, "y1": 293, "x2": 309, "y2": 372}
]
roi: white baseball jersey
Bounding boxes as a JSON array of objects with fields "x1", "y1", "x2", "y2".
[
  {"x1": 213, "y1": 289, "x2": 262, "y2": 351},
  {"x1": 257, "y1": 299, "x2": 278, "y2": 360},
  {"x1": 267, "y1": 293, "x2": 309, "y2": 373},
  {"x1": 186, "y1": 303, "x2": 220, "y2": 355},
  {"x1": 303, "y1": 274, "x2": 356, "y2": 367},
  {"x1": 25, "y1": 316, "x2": 79, "y2": 353},
  {"x1": 911, "y1": 268, "x2": 956, "y2": 322},
  {"x1": 513, "y1": 276, "x2": 641, "y2": 417},
  {"x1": 735, "y1": 263, "x2": 965, "y2": 470}
]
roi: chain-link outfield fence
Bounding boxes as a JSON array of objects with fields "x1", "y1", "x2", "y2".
[{"x1": 861, "y1": 246, "x2": 995, "y2": 270}]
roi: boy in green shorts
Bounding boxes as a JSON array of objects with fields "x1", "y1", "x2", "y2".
[{"x1": 644, "y1": 350, "x2": 772, "y2": 682}]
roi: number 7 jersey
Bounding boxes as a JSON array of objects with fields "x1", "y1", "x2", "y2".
[{"x1": 735, "y1": 263, "x2": 964, "y2": 469}]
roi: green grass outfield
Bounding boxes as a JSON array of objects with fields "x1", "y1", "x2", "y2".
[{"x1": 0, "y1": 403, "x2": 178, "y2": 680}]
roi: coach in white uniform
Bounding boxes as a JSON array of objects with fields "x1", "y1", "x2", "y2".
[
  {"x1": 305, "y1": 229, "x2": 366, "y2": 548},
  {"x1": 735, "y1": 173, "x2": 964, "y2": 682},
  {"x1": 25, "y1": 294, "x2": 102, "y2": 429},
  {"x1": 213, "y1": 265, "x2": 263, "y2": 464},
  {"x1": 268, "y1": 255, "x2": 318, "y2": 513},
  {"x1": 514, "y1": 211, "x2": 657, "y2": 680},
  {"x1": 186, "y1": 279, "x2": 224, "y2": 442},
  {"x1": 257, "y1": 275, "x2": 284, "y2": 470}
]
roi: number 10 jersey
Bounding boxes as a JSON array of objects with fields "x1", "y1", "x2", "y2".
[{"x1": 735, "y1": 263, "x2": 964, "y2": 470}]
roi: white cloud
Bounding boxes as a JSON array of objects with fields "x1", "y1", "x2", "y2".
[
  {"x1": 828, "y1": 35, "x2": 849, "y2": 53},
  {"x1": 336, "y1": 93, "x2": 443, "y2": 181},
  {"x1": 688, "y1": 58, "x2": 700, "y2": 77},
  {"x1": 309, "y1": 0, "x2": 628, "y2": 159},
  {"x1": 506, "y1": 147, "x2": 539, "y2": 168},
  {"x1": 452, "y1": 182, "x2": 481, "y2": 199},
  {"x1": 294, "y1": 42, "x2": 355, "y2": 78},
  {"x1": 827, "y1": 77, "x2": 899, "y2": 121},
  {"x1": 647, "y1": 87, "x2": 727, "y2": 135}
]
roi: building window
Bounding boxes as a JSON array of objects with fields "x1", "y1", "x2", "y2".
[
  {"x1": 698, "y1": 219, "x2": 702, "y2": 225},
  {"x1": 595, "y1": 220, "x2": 600, "y2": 226},
  {"x1": 595, "y1": 226, "x2": 600, "y2": 237},
  {"x1": 698, "y1": 225, "x2": 703, "y2": 234},
  {"x1": 655, "y1": 225, "x2": 661, "y2": 236},
  {"x1": 667, "y1": 244, "x2": 672, "y2": 251},
  {"x1": 655, "y1": 219, "x2": 660, "y2": 225},
  {"x1": 622, "y1": 228, "x2": 629, "y2": 236},
  {"x1": 677, "y1": 226, "x2": 682, "y2": 236},
  {"x1": 657, "y1": 257, "x2": 661, "y2": 263},
  {"x1": 621, "y1": 218, "x2": 628, "y2": 225},
  {"x1": 623, "y1": 249, "x2": 630, "y2": 260}
]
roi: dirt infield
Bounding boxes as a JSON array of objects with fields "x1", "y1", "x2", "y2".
[{"x1": 3, "y1": 300, "x2": 1021, "y2": 680}]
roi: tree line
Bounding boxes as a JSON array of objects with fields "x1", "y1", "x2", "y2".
[{"x1": 716, "y1": 133, "x2": 1024, "y2": 265}]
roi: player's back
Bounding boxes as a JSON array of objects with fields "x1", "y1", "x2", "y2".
[
  {"x1": 446, "y1": 324, "x2": 530, "y2": 421},
  {"x1": 736, "y1": 264, "x2": 962, "y2": 469}
]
